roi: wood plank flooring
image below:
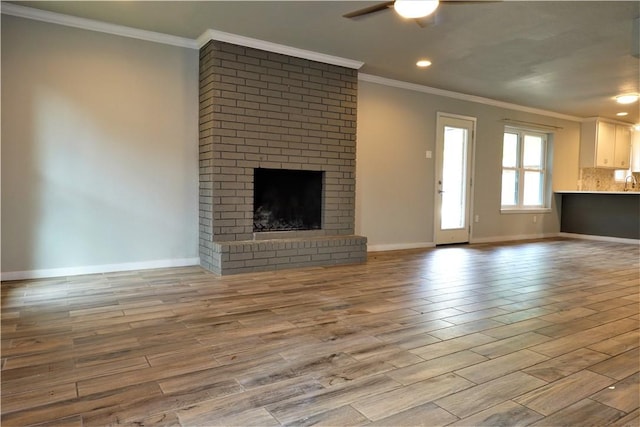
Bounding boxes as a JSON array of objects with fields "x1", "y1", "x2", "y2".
[{"x1": 2, "y1": 238, "x2": 638, "y2": 426}]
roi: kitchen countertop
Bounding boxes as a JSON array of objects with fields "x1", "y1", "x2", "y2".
[{"x1": 555, "y1": 190, "x2": 640, "y2": 195}]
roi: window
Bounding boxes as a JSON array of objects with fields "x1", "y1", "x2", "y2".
[
  {"x1": 614, "y1": 169, "x2": 629, "y2": 182},
  {"x1": 501, "y1": 128, "x2": 549, "y2": 210}
]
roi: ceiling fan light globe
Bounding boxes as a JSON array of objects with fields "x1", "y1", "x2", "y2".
[{"x1": 394, "y1": 0, "x2": 439, "y2": 19}]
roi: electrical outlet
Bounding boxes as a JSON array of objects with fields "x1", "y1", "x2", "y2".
[
  {"x1": 426, "y1": 150, "x2": 432, "y2": 159},
  {"x1": 533, "y1": 215, "x2": 537, "y2": 223},
  {"x1": 474, "y1": 215, "x2": 480, "y2": 223}
]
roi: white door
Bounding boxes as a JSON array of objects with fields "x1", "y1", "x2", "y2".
[{"x1": 435, "y1": 113, "x2": 475, "y2": 245}]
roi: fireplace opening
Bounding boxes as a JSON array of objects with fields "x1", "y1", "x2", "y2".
[{"x1": 253, "y1": 168, "x2": 323, "y2": 232}]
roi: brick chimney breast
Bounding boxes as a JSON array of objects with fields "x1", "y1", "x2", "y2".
[{"x1": 198, "y1": 40, "x2": 366, "y2": 275}]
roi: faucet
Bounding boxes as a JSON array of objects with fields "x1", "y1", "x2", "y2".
[{"x1": 624, "y1": 175, "x2": 637, "y2": 191}]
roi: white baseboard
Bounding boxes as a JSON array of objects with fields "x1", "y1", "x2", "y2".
[
  {"x1": 469, "y1": 233, "x2": 558, "y2": 244},
  {"x1": 369, "y1": 234, "x2": 559, "y2": 251},
  {"x1": 368, "y1": 242, "x2": 435, "y2": 252},
  {"x1": 557, "y1": 232, "x2": 640, "y2": 245},
  {"x1": 1, "y1": 257, "x2": 201, "y2": 281}
]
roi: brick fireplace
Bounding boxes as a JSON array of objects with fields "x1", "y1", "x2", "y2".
[{"x1": 199, "y1": 40, "x2": 366, "y2": 275}]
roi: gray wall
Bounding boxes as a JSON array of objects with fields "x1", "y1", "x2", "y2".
[
  {"x1": 355, "y1": 80, "x2": 581, "y2": 249},
  {"x1": 2, "y1": 14, "x2": 586, "y2": 276},
  {"x1": 1, "y1": 15, "x2": 200, "y2": 274}
]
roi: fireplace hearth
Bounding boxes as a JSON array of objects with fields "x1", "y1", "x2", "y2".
[{"x1": 253, "y1": 168, "x2": 322, "y2": 232}]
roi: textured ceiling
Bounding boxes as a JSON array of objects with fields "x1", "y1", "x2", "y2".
[{"x1": 10, "y1": 1, "x2": 640, "y2": 122}]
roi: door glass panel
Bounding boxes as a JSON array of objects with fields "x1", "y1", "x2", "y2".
[{"x1": 441, "y1": 126, "x2": 467, "y2": 230}]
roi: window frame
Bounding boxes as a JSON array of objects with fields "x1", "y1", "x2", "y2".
[{"x1": 500, "y1": 127, "x2": 551, "y2": 213}]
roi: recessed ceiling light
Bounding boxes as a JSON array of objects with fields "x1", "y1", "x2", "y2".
[
  {"x1": 616, "y1": 94, "x2": 639, "y2": 104},
  {"x1": 416, "y1": 60, "x2": 432, "y2": 68},
  {"x1": 616, "y1": 112, "x2": 629, "y2": 116}
]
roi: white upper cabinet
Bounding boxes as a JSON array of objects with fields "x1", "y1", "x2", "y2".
[
  {"x1": 632, "y1": 130, "x2": 640, "y2": 172},
  {"x1": 614, "y1": 125, "x2": 631, "y2": 169},
  {"x1": 594, "y1": 121, "x2": 615, "y2": 167},
  {"x1": 580, "y1": 118, "x2": 631, "y2": 169}
]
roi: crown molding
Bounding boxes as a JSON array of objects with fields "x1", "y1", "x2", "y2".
[
  {"x1": 197, "y1": 29, "x2": 364, "y2": 70},
  {"x1": 1, "y1": 3, "x2": 199, "y2": 49},
  {"x1": 358, "y1": 73, "x2": 583, "y2": 123},
  {"x1": 1, "y1": 3, "x2": 364, "y2": 69},
  {"x1": 0, "y1": 3, "x2": 595, "y2": 121},
  {"x1": 582, "y1": 116, "x2": 635, "y2": 126}
]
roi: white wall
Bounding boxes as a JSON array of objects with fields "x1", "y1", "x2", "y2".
[
  {"x1": 1, "y1": 15, "x2": 200, "y2": 276},
  {"x1": 355, "y1": 79, "x2": 581, "y2": 249}
]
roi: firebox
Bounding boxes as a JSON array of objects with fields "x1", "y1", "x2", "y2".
[{"x1": 253, "y1": 168, "x2": 323, "y2": 232}]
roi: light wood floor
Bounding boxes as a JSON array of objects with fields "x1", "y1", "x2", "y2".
[{"x1": 2, "y1": 238, "x2": 639, "y2": 426}]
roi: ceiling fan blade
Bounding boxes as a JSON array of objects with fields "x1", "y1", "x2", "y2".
[{"x1": 342, "y1": 1, "x2": 394, "y2": 19}]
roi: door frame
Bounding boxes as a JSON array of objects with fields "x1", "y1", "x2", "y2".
[{"x1": 433, "y1": 112, "x2": 477, "y2": 245}]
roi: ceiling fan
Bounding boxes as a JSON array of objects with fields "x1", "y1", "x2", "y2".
[{"x1": 343, "y1": 0, "x2": 496, "y2": 23}]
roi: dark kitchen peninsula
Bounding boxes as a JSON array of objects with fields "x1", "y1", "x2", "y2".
[{"x1": 557, "y1": 191, "x2": 640, "y2": 240}]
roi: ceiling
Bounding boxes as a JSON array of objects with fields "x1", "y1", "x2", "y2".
[{"x1": 9, "y1": 1, "x2": 640, "y2": 122}]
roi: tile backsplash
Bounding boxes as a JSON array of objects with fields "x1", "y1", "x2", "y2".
[{"x1": 579, "y1": 168, "x2": 640, "y2": 191}]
